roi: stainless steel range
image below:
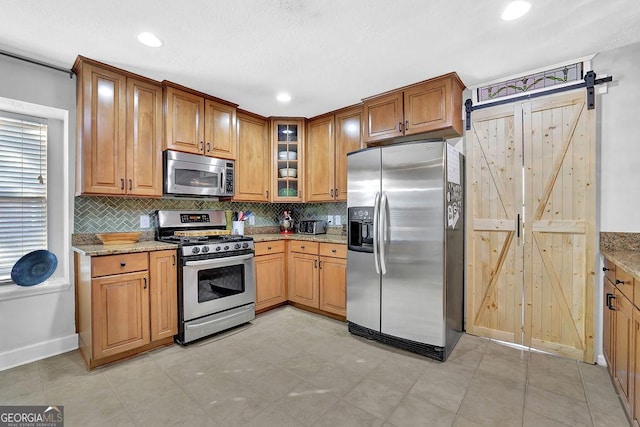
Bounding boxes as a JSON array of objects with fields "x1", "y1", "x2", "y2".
[{"x1": 155, "y1": 210, "x2": 255, "y2": 344}]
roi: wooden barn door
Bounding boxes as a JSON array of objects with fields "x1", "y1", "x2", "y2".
[
  {"x1": 523, "y1": 92, "x2": 595, "y2": 362},
  {"x1": 466, "y1": 104, "x2": 524, "y2": 344},
  {"x1": 466, "y1": 90, "x2": 595, "y2": 362}
]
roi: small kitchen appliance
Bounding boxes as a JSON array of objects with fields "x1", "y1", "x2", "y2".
[
  {"x1": 298, "y1": 219, "x2": 327, "y2": 235},
  {"x1": 155, "y1": 210, "x2": 255, "y2": 344},
  {"x1": 164, "y1": 150, "x2": 234, "y2": 198}
]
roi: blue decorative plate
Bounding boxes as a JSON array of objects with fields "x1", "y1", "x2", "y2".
[{"x1": 11, "y1": 250, "x2": 58, "y2": 286}]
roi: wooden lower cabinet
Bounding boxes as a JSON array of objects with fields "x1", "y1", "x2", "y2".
[
  {"x1": 603, "y1": 276, "x2": 615, "y2": 374},
  {"x1": 287, "y1": 241, "x2": 346, "y2": 319},
  {"x1": 319, "y1": 256, "x2": 346, "y2": 316},
  {"x1": 75, "y1": 249, "x2": 177, "y2": 369},
  {"x1": 614, "y1": 288, "x2": 634, "y2": 412},
  {"x1": 254, "y1": 241, "x2": 287, "y2": 312}
]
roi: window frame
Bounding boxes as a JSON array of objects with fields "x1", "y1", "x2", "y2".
[{"x1": 0, "y1": 96, "x2": 71, "y2": 301}]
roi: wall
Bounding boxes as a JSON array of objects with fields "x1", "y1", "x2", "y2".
[
  {"x1": 595, "y1": 41, "x2": 640, "y2": 232},
  {"x1": 0, "y1": 54, "x2": 77, "y2": 370},
  {"x1": 592, "y1": 41, "x2": 640, "y2": 365}
]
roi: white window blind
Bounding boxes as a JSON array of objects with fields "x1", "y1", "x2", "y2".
[{"x1": 0, "y1": 111, "x2": 47, "y2": 284}]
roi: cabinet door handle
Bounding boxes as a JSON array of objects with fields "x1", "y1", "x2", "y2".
[
  {"x1": 199, "y1": 141, "x2": 204, "y2": 151},
  {"x1": 606, "y1": 293, "x2": 616, "y2": 310},
  {"x1": 615, "y1": 279, "x2": 625, "y2": 285},
  {"x1": 330, "y1": 188, "x2": 334, "y2": 197},
  {"x1": 143, "y1": 278, "x2": 147, "y2": 289},
  {"x1": 398, "y1": 122, "x2": 402, "y2": 132},
  {"x1": 300, "y1": 245, "x2": 305, "y2": 249},
  {"x1": 129, "y1": 179, "x2": 132, "y2": 191},
  {"x1": 603, "y1": 267, "x2": 610, "y2": 272},
  {"x1": 319, "y1": 260, "x2": 322, "y2": 269},
  {"x1": 331, "y1": 249, "x2": 336, "y2": 253},
  {"x1": 405, "y1": 120, "x2": 409, "y2": 131},
  {"x1": 120, "y1": 178, "x2": 125, "y2": 190},
  {"x1": 267, "y1": 246, "x2": 272, "y2": 250},
  {"x1": 207, "y1": 142, "x2": 211, "y2": 152},
  {"x1": 335, "y1": 188, "x2": 338, "y2": 198},
  {"x1": 120, "y1": 261, "x2": 126, "y2": 267},
  {"x1": 314, "y1": 259, "x2": 318, "y2": 268},
  {"x1": 172, "y1": 255, "x2": 176, "y2": 266},
  {"x1": 266, "y1": 190, "x2": 269, "y2": 199}
]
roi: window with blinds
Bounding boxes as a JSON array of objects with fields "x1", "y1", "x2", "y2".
[{"x1": 0, "y1": 112, "x2": 47, "y2": 284}]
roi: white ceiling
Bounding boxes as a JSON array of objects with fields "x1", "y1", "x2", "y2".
[{"x1": 1, "y1": 0, "x2": 639, "y2": 118}]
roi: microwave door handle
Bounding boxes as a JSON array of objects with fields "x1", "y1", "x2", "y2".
[
  {"x1": 220, "y1": 172, "x2": 224, "y2": 189},
  {"x1": 373, "y1": 192, "x2": 381, "y2": 274}
]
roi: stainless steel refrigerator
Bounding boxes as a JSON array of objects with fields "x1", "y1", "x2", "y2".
[{"x1": 346, "y1": 140, "x2": 464, "y2": 361}]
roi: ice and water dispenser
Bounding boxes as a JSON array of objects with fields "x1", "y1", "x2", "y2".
[{"x1": 348, "y1": 207, "x2": 375, "y2": 252}]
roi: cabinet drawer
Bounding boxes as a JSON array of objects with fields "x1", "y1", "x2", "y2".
[
  {"x1": 319, "y1": 243, "x2": 347, "y2": 259},
  {"x1": 255, "y1": 240, "x2": 286, "y2": 256},
  {"x1": 616, "y1": 267, "x2": 634, "y2": 303},
  {"x1": 603, "y1": 257, "x2": 616, "y2": 283},
  {"x1": 289, "y1": 241, "x2": 319, "y2": 255},
  {"x1": 92, "y1": 253, "x2": 148, "y2": 277}
]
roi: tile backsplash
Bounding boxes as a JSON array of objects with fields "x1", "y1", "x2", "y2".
[{"x1": 74, "y1": 196, "x2": 346, "y2": 234}]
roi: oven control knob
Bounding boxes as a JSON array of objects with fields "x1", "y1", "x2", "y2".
[
  {"x1": 224, "y1": 245, "x2": 229, "y2": 250},
  {"x1": 234, "y1": 243, "x2": 241, "y2": 249},
  {"x1": 215, "y1": 246, "x2": 221, "y2": 251},
  {"x1": 191, "y1": 246, "x2": 200, "y2": 254},
  {"x1": 242, "y1": 243, "x2": 249, "y2": 249},
  {"x1": 201, "y1": 246, "x2": 210, "y2": 253}
]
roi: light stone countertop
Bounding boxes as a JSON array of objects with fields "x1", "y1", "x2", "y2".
[
  {"x1": 72, "y1": 241, "x2": 178, "y2": 257},
  {"x1": 250, "y1": 233, "x2": 347, "y2": 245},
  {"x1": 601, "y1": 249, "x2": 640, "y2": 280}
]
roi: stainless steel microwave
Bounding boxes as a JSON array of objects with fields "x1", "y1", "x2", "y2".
[{"x1": 164, "y1": 150, "x2": 234, "y2": 197}]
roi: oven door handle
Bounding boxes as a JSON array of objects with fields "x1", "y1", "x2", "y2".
[
  {"x1": 185, "y1": 305, "x2": 254, "y2": 330},
  {"x1": 184, "y1": 253, "x2": 254, "y2": 267}
]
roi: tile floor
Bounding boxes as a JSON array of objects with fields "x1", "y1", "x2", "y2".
[{"x1": 0, "y1": 306, "x2": 630, "y2": 426}]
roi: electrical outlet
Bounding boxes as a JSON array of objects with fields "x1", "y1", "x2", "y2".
[
  {"x1": 334, "y1": 215, "x2": 342, "y2": 226},
  {"x1": 140, "y1": 214, "x2": 150, "y2": 229},
  {"x1": 327, "y1": 215, "x2": 333, "y2": 225}
]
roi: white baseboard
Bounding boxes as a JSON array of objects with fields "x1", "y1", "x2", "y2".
[
  {"x1": 0, "y1": 334, "x2": 78, "y2": 371},
  {"x1": 597, "y1": 353, "x2": 607, "y2": 367}
]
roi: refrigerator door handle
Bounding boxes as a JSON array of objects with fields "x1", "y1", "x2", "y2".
[
  {"x1": 373, "y1": 191, "x2": 381, "y2": 274},
  {"x1": 379, "y1": 191, "x2": 389, "y2": 275}
]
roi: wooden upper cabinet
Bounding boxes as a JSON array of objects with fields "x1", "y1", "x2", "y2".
[
  {"x1": 363, "y1": 91, "x2": 404, "y2": 143},
  {"x1": 164, "y1": 82, "x2": 238, "y2": 160},
  {"x1": 164, "y1": 85, "x2": 204, "y2": 154},
  {"x1": 204, "y1": 100, "x2": 237, "y2": 159},
  {"x1": 126, "y1": 78, "x2": 163, "y2": 197},
  {"x1": 334, "y1": 106, "x2": 363, "y2": 201},
  {"x1": 363, "y1": 72, "x2": 465, "y2": 144},
  {"x1": 234, "y1": 111, "x2": 270, "y2": 202},
  {"x1": 305, "y1": 115, "x2": 335, "y2": 202},
  {"x1": 271, "y1": 119, "x2": 305, "y2": 202},
  {"x1": 77, "y1": 62, "x2": 127, "y2": 195},
  {"x1": 74, "y1": 57, "x2": 162, "y2": 197},
  {"x1": 306, "y1": 106, "x2": 363, "y2": 202}
]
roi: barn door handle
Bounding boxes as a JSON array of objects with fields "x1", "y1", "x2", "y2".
[
  {"x1": 606, "y1": 293, "x2": 615, "y2": 310},
  {"x1": 516, "y1": 214, "x2": 521, "y2": 238}
]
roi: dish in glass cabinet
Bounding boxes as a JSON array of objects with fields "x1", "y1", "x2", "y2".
[{"x1": 11, "y1": 250, "x2": 58, "y2": 286}]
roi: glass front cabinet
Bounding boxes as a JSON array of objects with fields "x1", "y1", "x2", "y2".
[{"x1": 271, "y1": 119, "x2": 305, "y2": 202}]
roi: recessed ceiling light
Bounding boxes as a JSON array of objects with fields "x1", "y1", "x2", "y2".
[
  {"x1": 501, "y1": 1, "x2": 531, "y2": 21},
  {"x1": 137, "y1": 32, "x2": 163, "y2": 47},
  {"x1": 276, "y1": 93, "x2": 292, "y2": 103}
]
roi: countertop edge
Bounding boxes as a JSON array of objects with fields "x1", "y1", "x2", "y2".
[
  {"x1": 601, "y1": 249, "x2": 640, "y2": 280},
  {"x1": 73, "y1": 241, "x2": 179, "y2": 256},
  {"x1": 250, "y1": 234, "x2": 347, "y2": 244}
]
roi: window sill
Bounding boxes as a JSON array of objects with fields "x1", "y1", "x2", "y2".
[{"x1": 0, "y1": 278, "x2": 71, "y2": 302}]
